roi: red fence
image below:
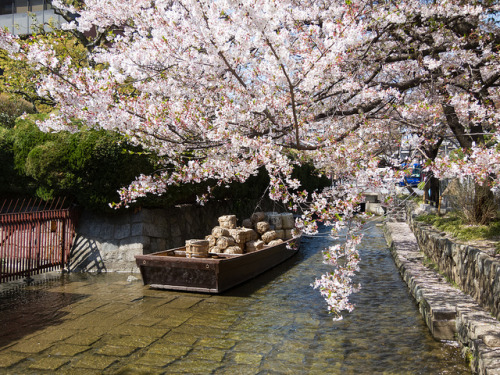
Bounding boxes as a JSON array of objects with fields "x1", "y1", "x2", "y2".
[{"x1": 0, "y1": 198, "x2": 79, "y2": 283}]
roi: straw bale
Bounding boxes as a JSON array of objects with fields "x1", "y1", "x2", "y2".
[
  {"x1": 261, "y1": 230, "x2": 278, "y2": 244},
  {"x1": 281, "y1": 213, "x2": 295, "y2": 229},
  {"x1": 205, "y1": 235, "x2": 217, "y2": 247},
  {"x1": 229, "y1": 228, "x2": 257, "y2": 244},
  {"x1": 242, "y1": 218, "x2": 253, "y2": 228},
  {"x1": 212, "y1": 226, "x2": 230, "y2": 238},
  {"x1": 248, "y1": 229, "x2": 259, "y2": 241},
  {"x1": 224, "y1": 246, "x2": 243, "y2": 255},
  {"x1": 251, "y1": 211, "x2": 266, "y2": 224},
  {"x1": 284, "y1": 229, "x2": 294, "y2": 240},
  {"x1": 245, "y1": 240, "x2": 265, "y2": 252},
  {"x1": 274, "y1": 229, "x2": 285, "y2": 240},
  {"x1": 209, "y1": 246, "x2": 222, "y2": 254},
  {"x1": 216, "y1": 236, "x2": 236, "y2": 250},
  {"x1": 255, "y1": 221, "x2": 270, "y2": 235},
  {"x1": 267, "y1": 213, "x2": 283, "y2": 230},
  {"x1": 267, "y1": 239, "x2": 284, "y2": 247},
  {"x1": 218, "y1": 215, "x2": 237, "y2": 229}
]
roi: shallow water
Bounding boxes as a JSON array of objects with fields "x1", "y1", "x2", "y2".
[{"x1": 0, "y1": 221, "x2": 470, "y2": 374}]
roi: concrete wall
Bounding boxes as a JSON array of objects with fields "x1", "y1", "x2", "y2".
[
  {"x1": 407, "y1": 206, "x2": 500, "y2": 321},
  {"x1": 0, "y1": 9, "x2": 65, "y2": 35},
  {"x1": 69, "y1": 200, "x2": 261, "y2": 273}
]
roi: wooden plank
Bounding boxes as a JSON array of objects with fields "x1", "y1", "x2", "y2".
[
  {"x1": 216, "y1": 245, "x2": 297, "y2": 292},
  {"x1": 140, "y1": 264, "x2": 218, "y2": 290}
]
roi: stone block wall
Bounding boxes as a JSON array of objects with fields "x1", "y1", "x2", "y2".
[
  {"x1": 385, "y1": 220, "x2": 500, "y2": 374},
  {"x1": 69, "y1": 200, "x2": 260, "y2": 273},
  {"x1": 407, "y1": 207, "x2": 500, "y2": 321}
]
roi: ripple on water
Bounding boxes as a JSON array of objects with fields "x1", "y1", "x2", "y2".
[{"x1": 0, "y1": 221, "x2": 470, "y2": 374}]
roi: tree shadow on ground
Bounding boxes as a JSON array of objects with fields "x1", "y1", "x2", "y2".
[{"x1": 0, "y1": 288, "x2": 86, "y2": 348}]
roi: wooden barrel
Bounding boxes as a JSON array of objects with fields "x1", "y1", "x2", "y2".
[{"x1": 185, "y1": 239, "x2": 209, "y2": 258}]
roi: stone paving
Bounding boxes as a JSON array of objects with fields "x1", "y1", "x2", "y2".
[
  {"x1": 0, "y1": 276, "x2": 266, "y2": 374},
  {"x1": 0, "y1": 222, "x2": 471, "y2": 374},
  {"x1": 385, "y1": 221, "x2": 500, "y2": 375}
]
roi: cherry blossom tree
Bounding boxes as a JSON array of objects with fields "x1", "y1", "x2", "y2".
[
  {"x1": 2, "y1": 0, "x2": 499, "y2": 319},
  {"x1": 0, "y1": 30, "x2": 18, "y2": 54}
]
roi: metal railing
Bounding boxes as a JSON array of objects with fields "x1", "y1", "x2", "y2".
[{"x1": 0, "y1": 197, "x2": 79, "y2": 283}]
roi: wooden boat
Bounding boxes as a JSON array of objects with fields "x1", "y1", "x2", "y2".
[{"x1": 135, "y1": 236, "x2": 301, "y2": 293}]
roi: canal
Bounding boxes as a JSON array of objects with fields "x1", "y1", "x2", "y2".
[{"x1": 0, "y1": 221, "x2": 470, "y2": 374}]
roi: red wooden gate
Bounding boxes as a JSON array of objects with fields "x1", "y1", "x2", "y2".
[{"x1": 0, "y1": 197, "x2": 79, "y2": 283}]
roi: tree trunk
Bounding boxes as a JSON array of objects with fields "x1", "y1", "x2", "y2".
[{"x1": 424, "y1": 175, "x2": 440, "y2": 206}]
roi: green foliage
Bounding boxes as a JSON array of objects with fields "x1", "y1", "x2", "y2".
[
  {"x1": 67, "y1": 131, "x2": 156, "y2": 210},
  {"x1": 416, "y1": 212, "x2": 500, "y2": 250},
  {"x1": 0, "y1": 30, "x2": 90, "y2": 111},
  {"x1": 1, "y1": 115, "x2": 156, "y2": 211},
  {"x1": 10, "y1": 114, "x2": 54, "y2": 173},
  {"x1": 464, "y1": 348, "x2": 475, "y2": 366},
  {"x1": 0, "y1": 94, "x2": 36, "y2": 128},
  {"x1": 1, "y1": 113, "x2": 330, "y2": 212},
  {"x1": 0, "y1": 118, "x2": 41, "y2": 196},
  {"x1": 0, "y1": 126, "x2": 18, "y2": 194}
]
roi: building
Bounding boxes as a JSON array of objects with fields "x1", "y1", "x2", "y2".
[{"x1": 0, "y1": 0, "x2": 65, "y2": 35}]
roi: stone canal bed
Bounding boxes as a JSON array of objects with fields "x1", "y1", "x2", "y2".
[{"x1": 0, "y1": 221, "x2": 470, "y2": 374}]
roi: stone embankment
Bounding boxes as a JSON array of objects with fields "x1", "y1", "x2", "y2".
[
  {"x1": 408, "y1": 210, "x2": 500, "y2": 321},
  {"x1": 70, "y1": 200, "x2": 261, "y2": 273},
  {"x1": 384, "y1": 208, "x2": 500, "y2": 375}
]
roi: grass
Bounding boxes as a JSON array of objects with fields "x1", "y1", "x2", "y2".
[
  {"x1": 396, "y1": 193, "x2": 424, "y2": 205},
  {"x1": 422, "y1": 255, "x2": 460, "y2": 288},
  {"x1": 416, "y1": 211, "x2": 500, "y2": 253}
]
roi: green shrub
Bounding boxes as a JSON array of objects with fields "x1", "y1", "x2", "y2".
[
  {"x1": 21, "y1": 127, "x2": 156, "y2": 211},
  {"x1": 11, "y1": 114, "x2": 54, "y2": 173},
  {"x1": 2, "y1": 115, "x2": 156, "y2": 211},
  {"x1": 0, "y1": 125, "x2": 37, "y2": 196},
  {"x1": 68, "y1": 130, "x2": 156, "y2": 210},
  {"x1": 0, "y1": 127, "x2": 16, "y2": 193},
  {"x1": 3, "y1": 114, "x2": 331, "y2": 212},
  {"x1": 0, "y1": 94, "x2": 36, "y2": 128}
]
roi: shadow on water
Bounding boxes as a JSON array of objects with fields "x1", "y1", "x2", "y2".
[
  {"x1": 0, "y1": 277, "x2": 87, "y2": 348},
  {"x1": 222, "y1": 233, "x2": 326, "y2": 297},
  {"x1": 223, "y1": 253, "x2": 302, "y2": 297}
]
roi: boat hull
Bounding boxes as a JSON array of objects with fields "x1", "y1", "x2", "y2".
[{"x1": 135, "y1": 237, "x2": 300, "y2": 293}]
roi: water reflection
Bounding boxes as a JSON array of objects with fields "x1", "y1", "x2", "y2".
[{"x1": 0, "y1": 221, "x2": 470, "y2": 374}]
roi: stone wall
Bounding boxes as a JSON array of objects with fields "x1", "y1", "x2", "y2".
[
  {"x1": 407, "y1": 207, "x2": 500, "y2": 321},
  {"x1": 69, "y1": 199, "x2": 261, "y2": 273},
  {"x1": 385, "y1": 220, "x2": 500, "y2": 375}
]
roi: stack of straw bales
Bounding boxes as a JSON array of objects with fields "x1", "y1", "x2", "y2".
[{"x1": 201, "y1": 212, "x2": 297, "y2": 256}]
